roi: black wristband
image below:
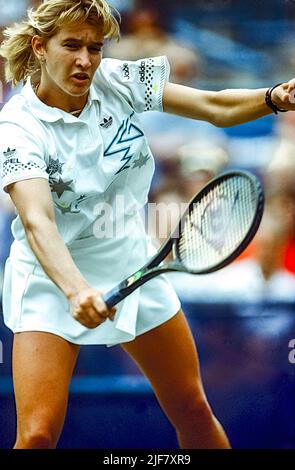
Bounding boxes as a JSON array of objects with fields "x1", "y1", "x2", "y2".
[{"x1": 265, "y1": 83, "x2": 288, "y2": 115}]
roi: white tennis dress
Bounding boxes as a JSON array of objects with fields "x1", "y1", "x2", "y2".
[{"x1": 0, "y1": 57, "x2": 180, "y2": 345}]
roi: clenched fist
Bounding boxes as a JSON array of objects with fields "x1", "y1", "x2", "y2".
[
  {"x1": 69, "y1": 287, "x2": 116, "y2": 329},
  {"x1": 271, "y1": 80, "x2": 295, "y2": 111}
]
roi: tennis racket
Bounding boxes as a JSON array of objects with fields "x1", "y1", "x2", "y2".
[{"x1": 103, "y1": 170, "x2": 264, "y2": 309}]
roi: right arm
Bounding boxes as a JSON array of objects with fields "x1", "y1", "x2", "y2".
[{"x1": 7, "y1": 178, "x2": 115, "y2": 328}]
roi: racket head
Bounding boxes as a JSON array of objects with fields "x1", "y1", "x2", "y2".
[{"x1": 172, "y1": 170, "x2": 264, "y2": 274}]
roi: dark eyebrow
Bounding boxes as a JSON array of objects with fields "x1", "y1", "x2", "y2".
[{"x1": 61, "y1": 38, "x2": 104, "y2": 46}]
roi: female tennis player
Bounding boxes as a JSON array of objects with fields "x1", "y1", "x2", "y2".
[{"x1": 1, "y1": 0, "x2": 295, "y2": 449}]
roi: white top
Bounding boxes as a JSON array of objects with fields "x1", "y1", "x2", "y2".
[{"x1": 0, "y1": 56, "x2": 170, "y2": 246}]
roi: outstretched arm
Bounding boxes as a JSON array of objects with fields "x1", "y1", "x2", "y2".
[{"x1": 163, "y1": 81, "x2": 295, "y2": 128}]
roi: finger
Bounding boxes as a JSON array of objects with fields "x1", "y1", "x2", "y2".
[
  {"x1": 73, "y1": 312, "x2": 94, "y2": 328},
  {"x1": 72, "y1": 307, "x2": 106, "y2": 328},
  {"x1": 80, "y1": 316, "x2": 105, "y2": 329},
  {"x1": 288, "y1": 89, "x2": 295, "y2": 104},
  {"x1": 87, "y1": 306, "x2": 107, "y2": 324},
  {"x1": 282, "y1": 92, "x2": 291, "y2": 103},
  {"x1": 72, "y1": 310, "x2": 92, "y2": 327},
  {"x1": 287, "y1": 85, "x2": 294, "y2": 94},
  {"x1": 289, "y1": 78, "x2": 295, "y2": 86},
  {"x1": 109, "y1": 307, "x2": 117, "y2": 322},
  {"x1": 83, "y1": 319, "x2": 104, "y2": 329},
  {"x1": 92, "y1": 296, "x2": 109, "y2": 318},
  {"x1": 90, "y1": 304, "x2": 116, "y2": 323}
]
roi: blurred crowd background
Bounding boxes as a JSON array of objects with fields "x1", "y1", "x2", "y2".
[
  {"x1": 1, "y1": 0, "x2": 295, "y2": 450},
  {"x1": 2, "y1": 0, "x2": 295, "y2": 303}
]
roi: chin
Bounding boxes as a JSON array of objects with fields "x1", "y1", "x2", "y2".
[{"x1": 66, "y1": 86, "x2": 90, "y2": 97}]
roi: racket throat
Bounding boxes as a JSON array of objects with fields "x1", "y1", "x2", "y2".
[
  {"x1": 103, "y1": 268, "x2": 154, "y2": 309},
  {"x1": 103, "y1": 265, "x2": 174, "y2": 309}
]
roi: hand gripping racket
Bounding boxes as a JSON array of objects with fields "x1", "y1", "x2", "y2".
[{"x1": 103, "y1": 170, "x2": 264, "y2": 309}]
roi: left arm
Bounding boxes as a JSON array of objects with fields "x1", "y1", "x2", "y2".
[{"x1": 163, "y1": 81, "x2": 295, "y2": 128}]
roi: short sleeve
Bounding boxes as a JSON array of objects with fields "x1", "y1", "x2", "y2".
[
  {"x1": 0, "y1": 121, "x2": 49, "y2": 192},
  {"x1": 96, "y1": 56, "x2": 170, "y2": 113}
]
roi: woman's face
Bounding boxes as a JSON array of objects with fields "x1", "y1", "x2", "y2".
[{"x1": 33, "y1": 22, "x2": 104, "y2": 106}]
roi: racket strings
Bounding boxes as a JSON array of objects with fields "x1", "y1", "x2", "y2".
[{"x1": 177, "y1": 176, "x2": 257, "y2": 271}]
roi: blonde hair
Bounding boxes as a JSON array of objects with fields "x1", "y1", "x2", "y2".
[{"x1": 0, "y1": 0, "x2": 120, "y2": 87}]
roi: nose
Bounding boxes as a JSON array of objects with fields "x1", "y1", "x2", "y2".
[{"x1": 75, "y1": 47, "x2": 91, "y2": 68}]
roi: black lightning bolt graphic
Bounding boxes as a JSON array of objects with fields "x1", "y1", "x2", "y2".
[{"x1": 104, "y1": 114, "x2": 144, "y2": 175}]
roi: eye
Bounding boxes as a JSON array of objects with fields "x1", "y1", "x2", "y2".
[
  {"x1": 89, "y1": 46, "x2": 103, "y2": 54},
  {"x1": 64, "y1": 44, "x2": 79, "y2": 49}
]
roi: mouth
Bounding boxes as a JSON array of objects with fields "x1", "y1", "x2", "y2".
[{"x1": 71, "y1": 73, "x2": 90, "y2": 84}]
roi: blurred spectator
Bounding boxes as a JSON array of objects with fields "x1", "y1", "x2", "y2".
[
  {"x1": 148, "y1": 179, "x2": 185, "y2": 249},
  {"x1": 0, "y1": 0, "x2": 32, "y2": 102},
  {"x1": 140, "y1": 110, "x2": 228, "y2": 199},
  {"x1": 111, "y1": 0, "x2": 135, "y2": 14},
  {"x1": 176, "y1": 139, "x2": 229, "y2": 199},
  {"x1": 106, "y1": 7, "x2": 200, "y2": 84},
  {"x1": 265, "y1": 130, "x2": 295, "y2": 275},
  {"x1": 167, "y1": 208, "x2": 295, "y2": 303},
  {"x1": 0, "y1": 1, "x2": 27, "y2": 26},
  {"x1": 148, "y1": 138, "x2": 228, "y2": 248}
]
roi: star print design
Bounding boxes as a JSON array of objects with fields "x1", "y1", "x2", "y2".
[
  {"x1": 132, "y1": 153, "x2": 150, "y2": 169},
  {"x1": 46, "y1": 156, "x2": 65, "y2": 177},
  {"x1": 55, "y1": 202, "x2": 79, "y2": 214},
  {"x1": 50, "y1": 178, "x2": 74, "y2": 198},
  {"x1": 55, "y1": 194, "x2": 87, "y2": 214}
]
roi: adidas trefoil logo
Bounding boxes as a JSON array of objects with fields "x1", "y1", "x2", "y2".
[
  {"x1": 100, "y1": 116, "x2": 113, "y2": 129},
  {"x1": 3, "y1": 147, "x2": 17, "y2": 158}
]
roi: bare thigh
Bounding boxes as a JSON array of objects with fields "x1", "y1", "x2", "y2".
[
  {"x1": 121, "y1": 310, "x2": 207, "y2": 426},
  {"x1": 13, "y1": 331, "x2": 80, "y2": 447}
]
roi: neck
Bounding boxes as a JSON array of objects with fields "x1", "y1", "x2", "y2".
[{"x1": 34, "y1": 79, "x2": 88, "y2": 115}]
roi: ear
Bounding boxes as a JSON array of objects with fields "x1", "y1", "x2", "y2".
[{"x1": 31, "y1": 35, "x2": 46, "y2": 61}]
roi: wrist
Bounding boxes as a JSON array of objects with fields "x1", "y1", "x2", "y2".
[
  {"x1": 65, "y1": 281, "x2": 91, "y2": 300},
  {"x1": 265, "y1": 83, "x2": 288, "y2": 114}
]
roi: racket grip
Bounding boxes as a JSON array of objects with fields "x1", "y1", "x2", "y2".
[{"x1": 103, "y1": 286, "x2": 126, "y2": 309}]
